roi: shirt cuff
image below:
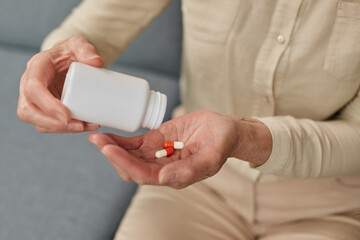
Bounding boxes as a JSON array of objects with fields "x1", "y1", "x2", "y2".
[{"x1": 251, "y1": 117, "x2": 292, "y2": 174}]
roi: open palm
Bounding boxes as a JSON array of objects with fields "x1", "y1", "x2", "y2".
[{"x1": 88, "y1": 110, "x2": 239, "y2": 188}]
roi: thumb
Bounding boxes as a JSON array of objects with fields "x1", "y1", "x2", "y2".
[
  {"x1": 65, "y1": 36, "x2": 104, "y2": 67},
  {"x1": 158, "y1": 152, "x2": 212, "y2": 187}
]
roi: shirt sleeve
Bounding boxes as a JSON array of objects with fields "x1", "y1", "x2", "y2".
[
  {"x1": 41, "y1": 0, "x2": 172, "y2": 66},
  {"x1": 255, "y1": 87, "x2": 360, "y2": 178}
]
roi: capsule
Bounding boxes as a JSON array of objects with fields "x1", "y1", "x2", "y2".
[
  {"x1": 163, "y1": 141, "x2": 184, "y2": 149},
  {"x1": 155, "y1": 148, "x2": 174, "y2": 158}
]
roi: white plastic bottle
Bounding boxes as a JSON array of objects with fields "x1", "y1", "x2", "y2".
[{"x1": 61, "y1": 62, "x2": 167, "y2": 132}]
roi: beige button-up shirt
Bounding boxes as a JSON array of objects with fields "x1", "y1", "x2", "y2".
[{"x1": 42, "y1": 0, "x2": 360, "y2": 182}]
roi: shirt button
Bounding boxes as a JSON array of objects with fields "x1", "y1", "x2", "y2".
[{"x1": 276, "y1": 34, "x2": 285, "y2": 44}]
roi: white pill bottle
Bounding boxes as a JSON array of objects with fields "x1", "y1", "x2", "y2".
[{"x1": 61, "y1": 62, "x2": 167, "y2": 132}]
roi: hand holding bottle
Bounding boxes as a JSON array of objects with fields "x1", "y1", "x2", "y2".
[{"x1": 17, "y1": 36, "x2": 103, "y2": 133}]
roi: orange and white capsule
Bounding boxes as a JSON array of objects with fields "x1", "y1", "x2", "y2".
[
  {"x1": 163, "y1": 141, "x2": 184, "y2": 149},
  {"x1": 155, "y1": 148, "x2": 174, "y2": 158}
]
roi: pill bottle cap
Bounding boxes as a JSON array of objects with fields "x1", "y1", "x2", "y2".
[{"x1": 141, "y1": 90, "x2": 167, "y2": 129}]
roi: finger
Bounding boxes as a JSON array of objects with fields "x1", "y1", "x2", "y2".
[
  {"x1": 87, "y1": 134, "x2": 134, "y2": 181},
  {"x1": 19, "y1": 70, "x2": 28, "y2": 96},
  {"x1": 88, "y1": 133, "x2": 143, "y2": 150},
  {"x1": 84, "y1": 122, "x2": 101, "y2": 131},
  {"x1": 64, "y1": 36, "x2": 104, "y2": 67},
  {"x1": 100, "y1": 144, "x2": 160, "y2": 185},
  {"x1": 103, "y1": 133, "x2": 144, "y2": 150},
  {"x1": 24, "y1": 56, "x2": 70, "y2": 125},
  {"x1": 88, "y1": 133, "x2": 162, "y2": 184},
  {"x1": 112, "y1": 164, "x2": 134, "y2": 182},
  {"x1": 19, "y1": 96, "x2": 99, "y2": 133},
  {"x1": 18, "y1": 97, "x2": 70, "y2": 130},
  {"x1": 35, "y1": 121, "x2": 99, "y2": 133},
  {"x1": 88, "y1": 133, "x2": 118, "y2": 148},
  {"x1": 158, "y1": 151, "x2": 222, "y2": 188},
  {"x1": 152, "y1": 154, "x2": 179, "y2": 165}
]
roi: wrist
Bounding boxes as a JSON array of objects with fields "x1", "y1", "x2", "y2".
[{"x1": 228, "y1": 116, "x2": 273, "y2": 167}]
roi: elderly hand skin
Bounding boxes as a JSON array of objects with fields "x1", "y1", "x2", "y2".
[
  {"x1": 88, "y1": 110, "x2": 272, "y2": 189},
  {"x1": 17, "y1": 36, "x2": 103, "y2": 133}
]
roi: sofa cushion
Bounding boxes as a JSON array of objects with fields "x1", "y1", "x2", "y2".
[
  {"x1": 0, "y1": 0, "x2": 182, "y2": 76},
  {"x1": 0, "y1": 0, "x2": 82, "y2": 49},
  {"x1": 0, "y1": 43, "x2": 179, "y2": 240}
]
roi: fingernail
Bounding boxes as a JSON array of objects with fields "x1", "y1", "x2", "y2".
[
  {"x1": 100, "y1": 147, "x2": 109, "y2": 156},
  {"x1": 85, "y1": 53, "x2": 101, "y2": 59},
  {"x1": 68, "y1": 122, "x2": 84, "y2": 131},
  {"x1": 86, "y1": 123, "x2": 100, "y2": 131},
  {"x1": 56, "y1": 113, "x2": 68, "y2": 125},
  {"x1": 159, "y1": 172, "x2": 177, "y2": 185},
  {"x1": 88, "y1": 137, "x2": 98, "y2": 146}
]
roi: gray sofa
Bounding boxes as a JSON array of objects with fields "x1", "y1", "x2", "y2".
[{"x1": 0, "y1": 0, "x2": 182, "y2": 239}]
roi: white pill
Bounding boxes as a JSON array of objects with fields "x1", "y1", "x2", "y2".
[
  {"x1": 174, "y1": 142, "x2": 184, "y2": 149},
  {"x1": 155, "y1": 148, "x2": 174, "y2": 158}
]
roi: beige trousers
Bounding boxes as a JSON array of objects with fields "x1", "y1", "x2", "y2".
[{"x1": 114, "y1": 165, "x2": 360, "y2": 240}]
